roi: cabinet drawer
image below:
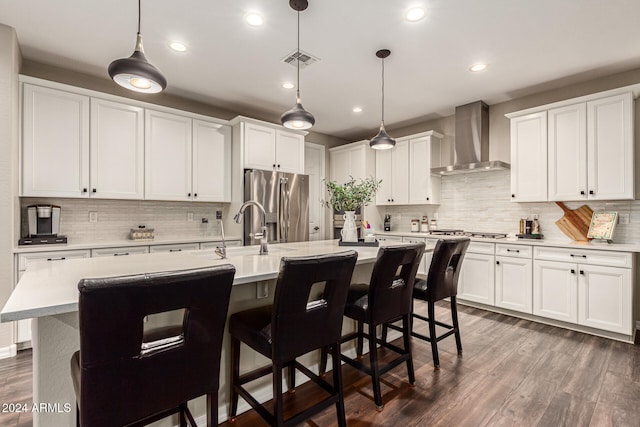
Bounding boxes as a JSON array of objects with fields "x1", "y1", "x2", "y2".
[
  {"x1": 496, "y1": 244, "x2": 532, "y2": 259},
  {"x1": 402, "y1": 236, "x2": 425, "y2": 244},
  {"x1": 200, "y1": 240, "x2": 242, "y2": 250},
  {"x1": 18, "y1": 249, "x2": 91, "y2": 271},
  {"x1": 467, "y1": 241, "x2": 495, "y2": 255},
  {"x1": 91, "y1": 246, "x2": 149, "y2": 257},
  {"x1": 150, "y1": 243, "x2": 200, "y2": 253},
  {"x1": 375, "y1": 235, "x2": 403, "y2": 242},
  {"x1": 534, "y1": 246, "x2": 631, "y2": 268}
]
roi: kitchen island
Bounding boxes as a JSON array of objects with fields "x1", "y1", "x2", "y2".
[{"x1": 1, "y1": 239, "x2": 419, "y2": 427}]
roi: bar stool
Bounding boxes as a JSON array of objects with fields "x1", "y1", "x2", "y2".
[
  {"x1": 70, "y1": 265, "x2": 236, "y2": 427},
  {"x1": 320, "y1": 243, "x2": 424, "y2": 410},
  {"x1": 409, "y1": 238, "x2": 470, "y2": 369},
  {"x1": 228, "y1": 251, "x2": 358, "y2": 427}
]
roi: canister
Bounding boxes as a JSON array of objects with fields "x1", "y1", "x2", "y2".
[
  {"x1": 420, "y1": 217, "x2": 429, "y2": 232},
  {"x1": 411, "y1": 219, "x2": 420, "y2": 232}
]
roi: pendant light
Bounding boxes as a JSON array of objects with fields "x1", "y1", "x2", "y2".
[
  {"x1": 280, "y1": 0, "x2": 315, "y2": 130},
  {"x1": 108, "y1": 0, "x2": 167, "y2": 93},
  {"x1": 369, "y1": 49, "x2": 395, "y2": 150}
]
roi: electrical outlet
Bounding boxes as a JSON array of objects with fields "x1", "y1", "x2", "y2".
[
  {"x1": 216, "y1": 210, "x2": 223, "y2": 220},
  {"x1": 89, "y1": 211, "x2": 98, "y2": 223},
  {"x1": 187, "y1": 212, "x2": 194, "y2": 221},
  {"x1": 256, "y1": 281, "x2": 268, "y2": 299},
  {"x1": 619, "y1": 213, "x2": 630, "y2": 225}
]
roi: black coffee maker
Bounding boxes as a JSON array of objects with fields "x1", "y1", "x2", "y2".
[
  {"x1": 19, "y1": 205, "x2": 67, "y2": 245},
  {"x1": 384, "y1": 214, "x2": 391, "y2": 231}
]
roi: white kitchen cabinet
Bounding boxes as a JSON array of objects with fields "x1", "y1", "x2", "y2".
[
  {"x1": 578, "y1": 264, "x2": 632, "y2": 334},
  {"x1": 329, "y1": 141, "x2": 375, "y2": 184},
  {"x1": 509, "y1": 111, "x2": 547, "y2": 202},
  {"x1": 192, "y1": 119, "x2": 232, "y2": 202},
  {"x1": 375, "y1": 235, "x2": 403, "y2": 243},
  {"x1": 548, "y1": 103, "x2": 587, "y2": 201},
  {"x1": 408, "y1": 133, "x2": 442, "y2": 205},
  {"x1": 241, "y1": 121, "x2": 305, "y2": 174},
  {"x1": 376, "y1": 139, "x2": 409, "y2": 205},
  {"x1": 15, "y1": 249, "x2": 91, "y2": 344},
  {"x1": 21, "y1": 84, "x2": 90, "y2": 198},
  {"x1": 586, "y1": 93, "x2": 634, "y2": 200},
  {"x1": 145, "y1": 109, "x2": 193, "y2": 201},
  {"x1": 90, "y1": 98, "x2": 145, "y2": 199},
  {"x1": 533, "y1": 259, "x2": 578, "y2": 323},
  {"x1": 458, "y1": 242, "x2": 495, "y2": 305},
  {"x1": 149, "y1": 243, "x2": 200, "y2": 253},
  {"x1": 495, "y1": 244, "x2": 533, "y2": 314},
  {"x1": 91, "y1": 246, "x2": 149, "y2": 257}
]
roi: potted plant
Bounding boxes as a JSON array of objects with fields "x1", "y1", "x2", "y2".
[{"x1": 323, "y1": 176, "x2": 381, "y2": 242}]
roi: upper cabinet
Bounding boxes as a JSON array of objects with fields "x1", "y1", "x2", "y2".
[
  {"x1": 20, "y1": 78, "x2": 232, "y2": 203},
  {"x1": 508, "y1": 89, "x2": 634, "y2": 202},
  {"x1": 240, "y1": 120, "x2": 305, "y2": 174},
  {"x1": 376, "y1": 139, "x2": 409, "y2": 205},
  {"x1": 22, "y1": 84, "x2": 90, "y2": 198},
  {"x1": 329, "y1": 140, "x2": 374, "y2": 184}
]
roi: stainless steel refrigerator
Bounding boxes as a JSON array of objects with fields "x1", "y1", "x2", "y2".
[{"x1": 243, "y1": 169, "x2": 309, "y2": 245}]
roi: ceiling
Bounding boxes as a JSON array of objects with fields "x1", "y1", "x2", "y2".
[{"x1": 2, "y1": 0, "x2": 640, "y2": 140}]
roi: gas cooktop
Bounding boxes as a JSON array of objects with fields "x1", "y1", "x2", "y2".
[{"x1": 428, "y1": 230, "x2": 507, "y2": 239}]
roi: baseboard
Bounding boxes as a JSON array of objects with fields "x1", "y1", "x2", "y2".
[{"x1": 0, "y1": 344, "x2": 17, "y2": 360}]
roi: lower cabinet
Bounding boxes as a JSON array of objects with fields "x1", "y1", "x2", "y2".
[
  {"x1": 495, "y1": 244, "x2": 533, "y2": 314},
  {"x1": 533, "y1": 260, "x2": 578, "y2": 323},
  {"x1": 91, "y1": 246, "x2": 149, "y2": 257},
  {"x1": 402, "y1": 236, "x2": 437, "y2": 277},
  {"x1": 458, "y1": 242, "x2": 495, "y2": 305}
]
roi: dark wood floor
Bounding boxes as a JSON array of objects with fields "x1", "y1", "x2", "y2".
[{"x1": 1, "y1": 302, "x2": 639, "y2": 427}]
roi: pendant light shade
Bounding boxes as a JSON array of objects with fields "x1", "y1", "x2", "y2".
[
  {"x1": 369, "y1": 49, "x2": 395, "y2": 150},
  {"x1": 108, "y1": 0, "x2": 166, "y2": 94},
  {"x1": 281, "y1": 0, "x2": 315, "y2": 130}
]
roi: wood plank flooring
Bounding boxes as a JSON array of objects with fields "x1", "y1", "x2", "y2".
[{"x1": 1, "y1": 301, "x2": 639, "y2": 426}]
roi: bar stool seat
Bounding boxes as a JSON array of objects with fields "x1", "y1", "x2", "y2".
[{"x1": 229, "y1": 251, "x2": 358, "y2": 427}]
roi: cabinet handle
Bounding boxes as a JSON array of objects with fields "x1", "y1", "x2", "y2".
[
  {"x1": 113, "y1": 252, "x2": 129, "y2": 256},
  {"x1": 426, "y1": 197, "x2": 429, "y2": 201},
  {"x1": 579, "y1": 270, "x2": 585, "y2": 275},
  {"x1": 570, "y1": 254, "x2": 587, "y2": 258},
  {"x1": 169, "y1": 249, "x2": 182, "y2": 252},
  {"x1": 506, "y1": 249, "x2": 520, "y2": 253},
  {"x1": 511, "y1": 194, "x2": 515, "y2": 198},
  {"x1": 589, "y1": 190, "x2": 594, "y2": 195},
  {"x1": 277, "y1": 164, "x2": 281, "y2": 168},
  {"x1": 82, "y1": 188, "x2": 87, "y2": 193},
  {"x1": 580, "y1": 191, "x2": 585, "y2": 195},
  {"x1": 571, "y1": 269, "x2": 575, "y2": 274},
  {"x1": 273, "y1": 164, "x2": 276, "y2": 168},
  {"x1": 188, "y1": 193, "x2": 191, "y2": 197},
  {"x1": 388, "y1": 199, "x2": 391, "y2": 202},
  {"x1": 194, "y1": 193, "x2": 197, "y2": 198},
  {"x1": 46, "y1": 257, "x2": 66, "y2": 261},
  {"x1": 391, "y1": 198, "x2": 394, "y2": 202},
  {"x1": 496, "y1": 260, "x2": 500, "y2": 265},
  {"x1": 92, "y1": 188, "x2": 96, "y2": 193}
]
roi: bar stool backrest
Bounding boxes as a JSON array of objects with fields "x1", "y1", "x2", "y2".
[
  {"x1": 76, "y1": 265, "x2": 236, "y2": 427},
  {"x1": 425, "y1": 238, "x2": 471, "y2": 302},
  {"x1": 271, "y1": 251, "x2": 358, "y2": 363},
  {"x1": 368, "y1": 243, "x2": 425, "y2": 324}
]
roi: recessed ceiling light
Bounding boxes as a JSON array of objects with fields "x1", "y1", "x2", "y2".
[
  {"x1": 353, "y1": 107, "x2": 363, "y2": 113},
  {"x1": 245, "y1": 12, "x2": 264, "y2": 27},
  {"x1": 169, "y1": 41, "x2": 187, "y2": 52},
  {"x1": 282, "y1": 82, "x2": 295, "y2": 89},
  {"x1": 406, "y1": 7, "x2": 425, "y2": 21},
  {"x1": 470, "y1": 63, "x2": 488, "y2": 72}
]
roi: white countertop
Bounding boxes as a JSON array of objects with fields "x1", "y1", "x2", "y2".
[
  {"x1": 375, "y1": 230, "x2": 640, "y2": 252},
  {"x1": 13, "y1": 235, "x2": 243, "y2": 254},
  {"x1": 1, "y1": 239, "x2": 412, "y2": 322}
]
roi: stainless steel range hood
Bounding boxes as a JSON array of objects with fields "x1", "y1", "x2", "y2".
[{"x1": 431, "y1": 101, "x2": 510, "y2": 175}]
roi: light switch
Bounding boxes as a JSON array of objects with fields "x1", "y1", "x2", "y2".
[
  {"x1": 187, "y1": 212, "x2": 194, "y2": 221},
  {"x1": 89, "y1": 211, "x2": 98, "y2": 223}
]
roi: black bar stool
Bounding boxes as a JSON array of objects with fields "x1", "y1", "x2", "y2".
[
  {"x1": 228, "y1": 251, "x2": 358, "y2": 427},
  {"x1": 70, "y1": 265, "x2": 236, "y2": 427},
  {"x1": 405, "y1": 238, "x2": 470, "y2": 369},
  {"x1": 321, "y1": 243, "x2": 424, "y2": 410}
]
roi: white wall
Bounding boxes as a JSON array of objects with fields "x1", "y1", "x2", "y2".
[{"x1": 0, "y1": 24, "x2": 20, "y2": 351}]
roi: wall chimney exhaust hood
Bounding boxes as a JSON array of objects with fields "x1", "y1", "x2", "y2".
[{"x1": 431, "y1": 101, "x2": 510, "y2": 175}]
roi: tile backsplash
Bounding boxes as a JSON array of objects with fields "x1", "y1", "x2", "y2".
[
  {"x1": 20, "y1": 198, "x2": 224, "y2": 244},
  {"x1": 381, "y1": 170, "x2": 640, "y2": 244}
]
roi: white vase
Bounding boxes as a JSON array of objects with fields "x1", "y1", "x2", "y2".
[{"x1": 340, "y1": 211, "x2": 359, "y2": 242}]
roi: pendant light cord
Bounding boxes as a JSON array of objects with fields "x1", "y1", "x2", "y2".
[
  {"x1": 381, "y1": 57, "x2": 385, "y2": 125},
  {"x1": 137, "y1": 0, "x2": 141, "y2": 34},
  {"x1": 296, "y1": 10, "x2": 301, "y2": 100}
]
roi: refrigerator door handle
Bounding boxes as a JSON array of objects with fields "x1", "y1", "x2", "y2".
[{"x1": 280, "y1": 177, "x2": 290, "y2": 242}]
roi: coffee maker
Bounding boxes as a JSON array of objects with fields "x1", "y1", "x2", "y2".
[{"x1": 19, "y1": 205, "x2": 67, "y2": 245}]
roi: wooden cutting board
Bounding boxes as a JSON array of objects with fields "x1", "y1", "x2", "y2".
[{"x1": 555, "y1": 202, "x2": 593, "y2": 241}]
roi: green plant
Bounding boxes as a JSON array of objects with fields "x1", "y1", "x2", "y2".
[{"x1": 323, "y1": 176, "x2": 382, "y2": 212}]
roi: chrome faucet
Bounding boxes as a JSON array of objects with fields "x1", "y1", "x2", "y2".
[{"x1": 234, "y1": 201, "x2": 268, "y2": 255}]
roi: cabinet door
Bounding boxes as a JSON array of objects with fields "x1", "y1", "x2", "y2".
[
  {"x1": 375, "y1": 148, "x2": 393, "y2": 205},
  {"x1": 330, "y1": 148, "x2": 350, "y2": 184},
  {"x1": 510, "y1": 112, "x2": 547, "y2": 202},
  {"x1": 145, "y1": 110, "x2": 192, "y2": 201},
  {"x1": 409, "y1": 136, "x2": 437, "y2": 204},
  {"x1": 90, "y1": 98, "x2": 144, "y2": 199},
  {"x1": 578, "y1": 264, "x2": 632, "y2": 334},
  {"x1": 243, "y1": 123, "x2": 276, "y2": 170},
  {"x1": 587, "y1": 93, "x2": 634, "y2": 200},
  {"x1": 390, "y1": 140, "x2": 409, "y2": 204},
  {"x1": 275, "y1": 130, "x2": 304, "y2": 174},
  {"x1": 533, "y1": 260, "x2": 577, "y2": 323},
  {"x1": 193, "y1": 120, "x2": 232, "y2": 202},
  {"x1": 495, "y1": 256, "x2": 533, "y2": 314},
  {"x1": 457, "y1": 253, "x2": 495, "y2": 305},
  {"x1": 22, "y1": 84, "x2": 90, "y2": 197},
  {"x1": 548, "y1": 103, "x2": 587, "y2": 201},
  {"x1": 91, "y1": 246, "x2": 149, "y2": 257}
]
